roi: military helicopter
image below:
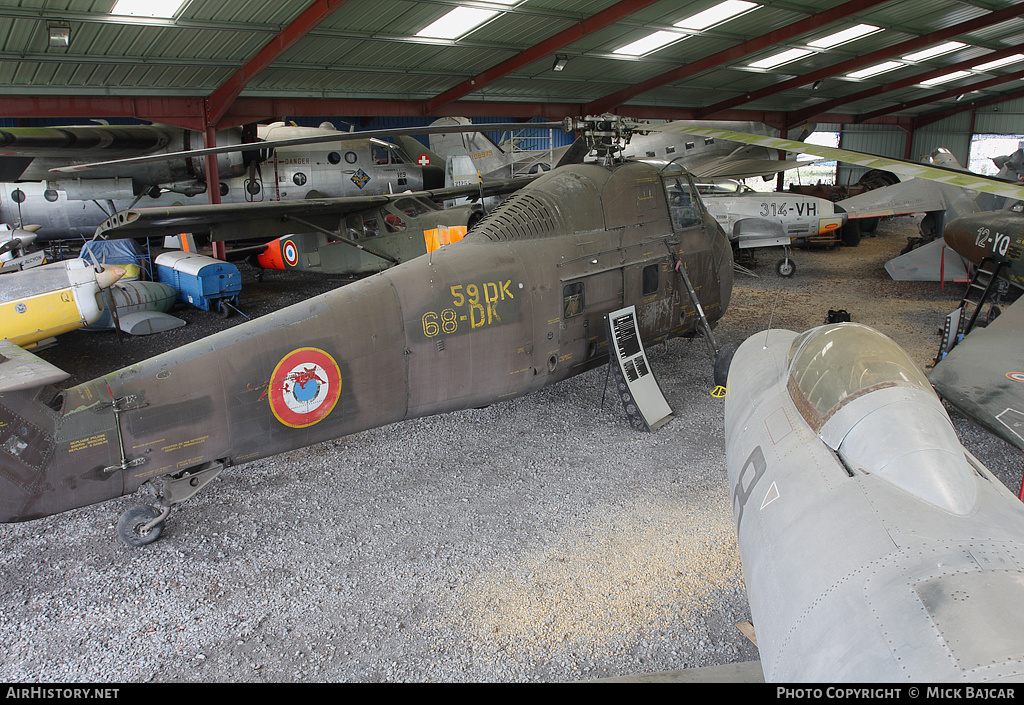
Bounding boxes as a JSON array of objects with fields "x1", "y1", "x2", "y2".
[{"x1": 0, "y1": 115, "x2": 734, "y2": 546}]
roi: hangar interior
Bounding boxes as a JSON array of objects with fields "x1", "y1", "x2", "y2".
[{"x1": 2, "y1": 0, "x2": 1024, "y2": 175}]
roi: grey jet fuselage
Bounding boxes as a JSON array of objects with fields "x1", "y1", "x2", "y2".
[{"x1": 724, "y1": 322, "x2": 1024, "y2": 681}]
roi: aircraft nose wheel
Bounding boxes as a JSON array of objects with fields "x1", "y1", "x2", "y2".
[
  {"x1": 776, "y1": 257, "x2": 796, "y2": 277},
  {"x1": 117, "y1": 504, "x2": 166, "y2": 547}
]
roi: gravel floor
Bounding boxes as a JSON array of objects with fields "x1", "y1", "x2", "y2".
[{"x1": 2, "y1": 217, "x2": 1019, "y2": 683}]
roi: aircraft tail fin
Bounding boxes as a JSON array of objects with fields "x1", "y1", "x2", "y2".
[
  {"x1": 0, "y1": 338, "x2": 70, "y2": 393},
  {"x1": 429, "y1": 117, "x2": 508, "y2": 178}
]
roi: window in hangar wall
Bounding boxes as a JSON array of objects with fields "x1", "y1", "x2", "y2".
[
  {"x1": 969, "y1": 134, "x2": 1024, "y2": 176},
  {"x1": 743, "y1": 131, "x2": 840, "y2": 193}
]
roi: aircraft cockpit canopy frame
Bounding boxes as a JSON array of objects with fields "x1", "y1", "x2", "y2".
[{"x1": 785, "y1": 323, "x2": 932, "y2": 435}]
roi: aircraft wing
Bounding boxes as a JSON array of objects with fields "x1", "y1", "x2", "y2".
[
  {"x1": 928, "y1": 296, "x2": 1024, "y2": 452},
  {"x1": 645, "y1": 121, "x2": 1024, "y2": 203},
  {"x1": 0, "y1": 338, "x2": 70, "y2": 392},
  {"x1": 687, "y1": 156, "x2": 817, "y2": 180},
  {"x1": 836, "y1": 178, "x2": 976, "y2": 219},
  {"x1": 96, "y1": 178, "x2": 531, "y2": 242}
]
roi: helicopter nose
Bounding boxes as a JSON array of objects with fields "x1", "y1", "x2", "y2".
[{"x1": 422, "y1": 165, "x2": 445, "y2": 190}]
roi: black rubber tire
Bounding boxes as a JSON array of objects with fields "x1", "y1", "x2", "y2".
[
  {"x1": 776, "y1": 258, "x2": 796, "y2": 278},
  {"x1": 218, "y1": 300, "x2": 232, "y2": 318},
  {"x1": 117, "y1": 505, "x2": 163, "y2": 547},
  {"x1": 714, "y1": 342, "x2": 739, "y2": 388},
  {"x1": 841, "y1": 220, "x2": 861, "y2": 247}
]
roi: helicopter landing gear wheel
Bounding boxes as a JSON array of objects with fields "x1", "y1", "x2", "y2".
[
  {"x1": 117, "y1": 505, "x2": 164, "y2": 547},
  {"x1": 776, "y1": 257, "x2": 796, "y2": 277}
]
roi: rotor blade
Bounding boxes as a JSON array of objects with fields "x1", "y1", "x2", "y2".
[
  {"x1": 553, "y1": 136, "x2": 591, "y2": 168},
  {"x1": 50, "y1": 121, "x2": 568, "y2": 174},
  {"x1": 638, "y1": 120, "x2": 1024, "y2": 203}
]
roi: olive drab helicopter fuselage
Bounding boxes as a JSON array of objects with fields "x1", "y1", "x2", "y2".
[{"x1": 0, "y1": 155, "x2": 732, "y2": 545}]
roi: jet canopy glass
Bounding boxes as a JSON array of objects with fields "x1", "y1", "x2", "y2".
[{"x1": 786, "y1": 323, "x2": 932, "y2": 433}]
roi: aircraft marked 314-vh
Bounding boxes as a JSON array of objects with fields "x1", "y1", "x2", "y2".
[{"x1": 0, "y1": 116, "x2": 734, "y2": 546}]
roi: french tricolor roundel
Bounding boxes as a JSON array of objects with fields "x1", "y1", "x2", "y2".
[
  {"x1": 268, "y1": 347, "x2": 342, "y2": 428},
  {"x1": 283, "y1": 239, "x2": 299, "y2": 267}
]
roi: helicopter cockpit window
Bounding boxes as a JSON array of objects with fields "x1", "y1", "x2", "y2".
[
  {"x1": 786, "y1": 323, "x2": 933, "y2": 433},
  {"x1": 382, "y1": 210, "x2": 406, "y2": 233},
  {"x1": 394, "y1": 197, "x2": 436, "y2": 218},
  {"x1": 371, "y1": 144, "x2": 389, "y2": 165},
  {"x1": 664, "y1": 178, "x2": 701, "y2": 229},
  {"x1": 563, "y1": 282, "x2": 585, "y2": 318}
]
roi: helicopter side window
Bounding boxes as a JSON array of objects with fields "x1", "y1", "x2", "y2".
[
  {"x1": 382, "y1": 209, "x2": 406, "y2": 233},
  {"x1": 372, "y1": 144, "x2": 389, "y2": 165},
  {"x1": 563, "y1": 282, "x2": 585, "y2": 319},
  {"x1": 394, "y1": 197, "x2": 435, "y2": 218},
  {"x1": 642, "y1": 264, "x2": 659, "y2": 296},
  {"x1": 665, "y1": 179, "x2": 701, "y2": 230}
]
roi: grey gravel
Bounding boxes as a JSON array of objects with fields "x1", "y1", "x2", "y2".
[{"x1": 2, "y1": 217, "x2": 1019, "y2": 683}]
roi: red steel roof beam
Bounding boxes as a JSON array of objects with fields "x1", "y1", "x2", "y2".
[
  {"x1": 697, "y1": 3, "x2": 1024, "y2": 121},
  {"x1": 205, "y1": 0, "x2": 353, "y2": 129},
  {"x1": 584, "y1": 0, "x2": 892, "y2": 116},
  {"x1": 854, "y1": 69, "x2": 1024, "y2": 124},
  {"x1": 423, "y1": 0, "x2": 664, "y2": 115}
]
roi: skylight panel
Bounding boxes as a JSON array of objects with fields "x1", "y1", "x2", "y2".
[
  {"x1": 613, "y1": 30, "x2": 686, "y2": 56},
  {"x1": 749, "y1": 48, "x2": 813, "y2": 69},
  {"x1": 973, "y1": 54, "x2": 1024, "y2": 72},
  {"x1": 847, "y1": 61, "x2": 903, "y2": 79},
  {"x1": 920, "y1": 70, "x2": 972, "y2": 86},
  {"x1": 675, "y1": 0, "x2": 757, "y2": 31},
  {"x1": 111, "y1": 0, "x2": 188, "y2": 17},
  {"x1": 808, "y1": 24, "x2": 880, "y2": 49},
  {"x1": 903, "y1": 41, "x2": 966, "y2": 62},
  {"x1": 415, "y1": 1, "x2": 519, "y2": 40}
]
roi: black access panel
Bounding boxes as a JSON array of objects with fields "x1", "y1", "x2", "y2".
[{"x1": 606, "y1": 306, "x2": 673, "y2": 431}]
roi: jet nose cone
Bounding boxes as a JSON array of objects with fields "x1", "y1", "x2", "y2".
[{"x1": 942, "y1": 214, "x2": 985, "y2": 261}]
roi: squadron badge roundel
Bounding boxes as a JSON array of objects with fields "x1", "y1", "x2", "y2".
[{"x1": 269, "y1": 347, "x2": 342, "y2": 428}]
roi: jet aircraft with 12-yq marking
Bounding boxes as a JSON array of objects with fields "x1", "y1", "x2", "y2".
[{"x1": 0, "y1": 116, "x2": 734, "y2": 546}]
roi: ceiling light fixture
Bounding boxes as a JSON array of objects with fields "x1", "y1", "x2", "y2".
[
  {"x1": 972, "y1": 54, "x2": 1024, "y2": 72},
  {"x1": 807, "y1": 24, "x2": 881, "y2": 49},
  {"x1": 847, "y1": 61, "x2": 903, "y2": 79},
  {"x1": 675, "y1": 0, "x2": 757, "y2": 31},
  {"x1": 749, "y1": 48, "x2": 813, "y2": 70},
  {"x1": 552, "y1": 54, "x2": 568, "y2": 71},
  {"x1": 919, "y1": 70, "x2": 972, "y2": 86},
  {"x1": 415, "y1": 0, "x2": 519, "y2": 41},
  {"x1": 903, "y1": 41, "x2": 967, "y2": 62},
  {"x1": 613, "y1": 0, "x2": 756, "y2": 58},
  {"x1": 110, "y1": 0, "x2": 189, "y2": 18},
  {"x1": 47, "y1": 23, "x2": 70, "y2": 48},
  {"x1": 613, "y1": 30, "x2": 686, "y2": 56}
]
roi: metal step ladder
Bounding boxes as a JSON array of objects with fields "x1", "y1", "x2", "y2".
[
  {"x1": 960, "y1": 256, "x2": 1006, "y2": 335},
  {"x1": 934, "y1": 257, "x2": 1005, "y2": 365}
]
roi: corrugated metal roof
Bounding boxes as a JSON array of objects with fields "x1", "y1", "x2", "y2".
[{"x1": 0, "y1": 0, "x2": 1021, "y2": 130}]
